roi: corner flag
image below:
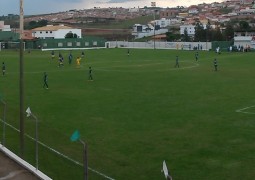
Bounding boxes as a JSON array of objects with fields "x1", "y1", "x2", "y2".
[
  {"x1": 26, "y1": 107, "x2": 32, "y2": 117},
  {"x1": 70, "y1": 130, "x2": 80, "y2": 142},
  {"x1": 162, "y1": 160, "x2": 172, "y2": 180}
]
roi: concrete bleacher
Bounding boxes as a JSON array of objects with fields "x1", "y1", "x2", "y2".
[{"x1": 0, "y1": 144, "x2": 52, "y2": 180}]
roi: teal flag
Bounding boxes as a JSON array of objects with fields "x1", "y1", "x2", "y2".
[{"x1": 70, "y1": 130, "x2": 80, "y2": 142}]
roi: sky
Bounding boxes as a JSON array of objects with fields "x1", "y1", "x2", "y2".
[{"x1": 1, "y1": 0, "x2": 223, "y2": 16}]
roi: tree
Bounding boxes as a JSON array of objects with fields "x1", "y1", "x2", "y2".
[
  {"x1": 65, "y1": 32, "x2": 78, "y2": 38},
  {"x1": 182, "y1": 28, "x2": 190, "y2": 42},
  {"x1": 38, "y1": 19, "x2": 48, "y2": 27},
  {"x1": 166, "y1": 32, "x2": 180, "y2": 41},
  {"x1": 212, "y1": 27, "x2": 223, "y2": 41},
  {"x1": 224, "y1": 23, "x2": 234, "y2": 41},
  {"x1": 239, "y1": 21, "x2": 250, "y2": 30},
  {"x1": 194, "y1": 22, "x2": 206, "y2": 42},
  {"x1": 206, "y1": 20, "x2": 213, "y2": 42},
  {"x1": 27, "y1": 19, "x2": 48, "y2": 29}
]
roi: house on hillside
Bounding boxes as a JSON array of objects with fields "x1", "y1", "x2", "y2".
[
  {"x1": 32, "y1": 25, "x2": 82, "y2": 39},
  {"x1": 0, "y1": 21, "x2": 11, "y2": 31},
  {"x1": 180, "y1": 25, "x2": 196, "y2": 36},
  {"x1": 160, "y1": 9, "x2": 179, "y2": 19},
  {"x1": 132, "y1": 23, "x2": 168, "y2": 39}
]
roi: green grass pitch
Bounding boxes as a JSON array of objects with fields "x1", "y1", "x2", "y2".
[{"x1": 1, "y1": 48, "x2": 255, "y2": 180}]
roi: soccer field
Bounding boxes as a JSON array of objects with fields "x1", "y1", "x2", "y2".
[{"x1": 1, "y1": 48, "x2": 255, "y2": 180}]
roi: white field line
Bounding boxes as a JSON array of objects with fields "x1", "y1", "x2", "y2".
[
  {"x1": 0, "y1": 119, "x2": 115, "y2": 180},
  {"x1": 96, "y1": 61, "x2": 199, "y2": 72},
  {"x1": 236, "y1": 105, "x2": 255, "y2": 114},
  {"x1": 4, "y1": 60, "x2": 199, "y2": 74}
]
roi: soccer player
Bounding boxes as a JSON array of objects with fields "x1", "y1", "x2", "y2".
[
  {"x1": 76, "y1": 57, "x2": 81, "y2": 68},
  {"x1": 81, "y1": 51, "x2": 85, "y2": 58},
  {"x1": 43, "y1": 72, "x2": 49, "y2": 89},
  {"x1": 214, "y1": 58, "x2": 218, "y2": 71},
  {"x1": 175, "y1": 56, "x2": 179, "y2": 68},
  {"x1": 2, "y1": 62, "x2": 6, "y2": 76},
  {"x1": 58, "y1": 56, "x2": 64, "y2": 67},
  {"x1": 58, "y1": 51, "x2": 62, "y2": 58},
  {"x1": 51, "y1": 50, "x2": 55, "y2": 60},
  {"x1": 127, "y1": 48, "x2": 130, "y2": 56},
  {"x1": 88, "y1": 66, "x2": 93, "y2": 81},
  {"x1": 68, "y1": 52, "x2": 73, "y2": 65},
  {"x1": 195, "y1": 52, "x2": 199, "y2": 61}
]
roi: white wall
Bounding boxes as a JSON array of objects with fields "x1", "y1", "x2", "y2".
[
  {"x1": 132, "y1": 29, "x2": 168, "y2": 39},
  {"x1": 33, "y1": 30, "x2": 55, "y2": 39},
  {"x1": 106, "y1": 41, "x2": 212, "y2": 50},
  {"x1": 33, "y1": 29, "x2": 81, "y2": 39},
  {"x1": 54, "y1": 29, "x2": 81, "y2": 39}
]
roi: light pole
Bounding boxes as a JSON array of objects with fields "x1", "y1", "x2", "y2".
[
  {"x1": 19, "y1": 0, "x2": 25, "y2": 158},
  {"x1": 26, "y1": 107, "x2": 39, "y2": 170},
  {"x1": 151, "y1": 2, "x2": 156, "y2": 49},
  {"x1": 1, "y1": 99, "x2": 6, "y2": 146},
  {"x1": 71, "y1": 130, "x2": 88, "y2": 180}
]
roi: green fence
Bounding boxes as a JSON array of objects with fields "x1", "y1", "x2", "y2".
[
  {"x1": 23, "y1": 36, "x2": 107, "y2": 50},
  {"x1": 211, "y1": 41, "x2": 234, "y2": 51}
]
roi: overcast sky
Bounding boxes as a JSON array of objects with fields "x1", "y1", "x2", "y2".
[{"x1": 1, "y1": 0, "x2": 223, "y2": 15}]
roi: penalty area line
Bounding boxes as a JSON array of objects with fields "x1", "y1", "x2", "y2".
[
  {"x1": 0, "y1": 119, "x2": 115, "y2": 180},
  {"x1": 236, "y1": 105, "x2": 255, "y2": 114}
]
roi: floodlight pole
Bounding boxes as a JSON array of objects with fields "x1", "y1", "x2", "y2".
[
  {"x1": 80, "y1": 140, "x2": 88, "y2": 180},
  {"x1": 1, "y1": 100, "x2": 6, "y2": 146},
  {"x1": 19, "y1": 0, "x2": 25, "y2": 157},
  {"x1": 151, "y1": 2, "x2": 156, "y2": 50},
  {"x1": 153, "y1": 10, "x2": 156, "y2": 50}
]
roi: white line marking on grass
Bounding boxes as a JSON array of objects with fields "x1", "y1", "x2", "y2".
[
  {"x1": 96, "y1": 61, "x2": 199, "y2": 72},
  {"x1": 0, "y1": 119, "x2": 115, "y2": 180},
  {"x1": 236, "y1": 105, "x2": 255, "y2": 114}
]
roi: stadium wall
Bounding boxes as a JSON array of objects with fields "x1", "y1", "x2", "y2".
[{"x1": 25, "y1": 36, "x2": 107, "y2": 50}]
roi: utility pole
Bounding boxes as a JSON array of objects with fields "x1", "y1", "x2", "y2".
[{"x1": 19, "y1": 0, "x2": 25, "y2": 157}]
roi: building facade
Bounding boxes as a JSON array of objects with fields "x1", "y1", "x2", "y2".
[{"x1": 32, "y1": 25, "x2": 82, "y2": 39}]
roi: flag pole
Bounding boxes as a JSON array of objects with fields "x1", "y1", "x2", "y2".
[
  {"x1": 71, "y1": 130, "x2": 88, "y2": 180},
  {"x1": 80, "y1": 140, "x2": 88, "y2": 180}
]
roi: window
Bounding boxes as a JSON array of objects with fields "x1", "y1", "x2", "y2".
[
  {"x1": 40, "y1": 32, "x2": 42, "y2": 34},
  {"x1": 67, "y1": 42, "x2": 72, "y2": 47},
  {"x1": 50, "y1": 31, "x2": 52, "y2": 33},
  {"x1": 43, "y1": 43, "x2": 47, "y2": 47},
  {"x1": 76, "y1": 42, "x2": 81, "y2": 46},
  {"x1": 85, "y1": 42, "x2": 89, "y2": 46},
  {"x1": 93, "y1": 41, "x2": 97, "y2": 46},
  {"x1": 58, "y1": 43, "x2": 63, "y2": 47},
  {"x1": 46, "y1": 31, "x2": 48, "y2": 33}
]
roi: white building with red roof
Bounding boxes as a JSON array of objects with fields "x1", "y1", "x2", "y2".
[{"x1": 32, "y1": 24, "x2": 82, "y2": 39}]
